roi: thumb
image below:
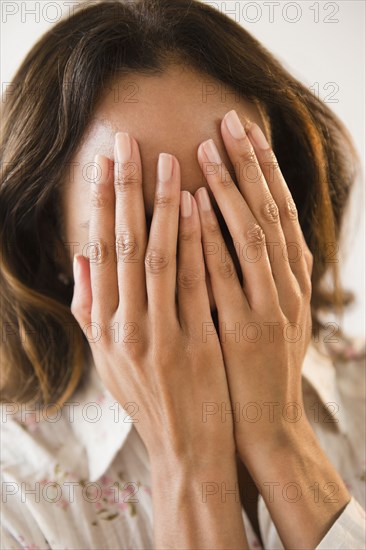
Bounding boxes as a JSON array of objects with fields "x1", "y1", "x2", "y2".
[{"x1": 70, "y1": 253, "x2": 92, "y2": 330}]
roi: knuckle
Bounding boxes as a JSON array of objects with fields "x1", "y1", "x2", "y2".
[
  {"x1": 302, "y1": 279, "x2": 312, "y2": 300},
  {"x1": 115, "y1": 161, "x2": 138, "y2": 192},
  {"x1": 261, "y1": 148, "x2": 278, "y2": 167},
  {"x1": 217, "y1": 259, "x2": 236, "y2": 279},
  {"x1": 87, "y1": 239, "x2": 111, "y2": 265},
  {"x1": 246, "y1": 222, "x2": 266, "y2": 244},
  {"x1": 116, "y1": 229, "x2": 140, "y2": 262},
  {"x1": 177, "y1": 267, "x2": 204, "y2": 289},
  {"x1": 145, "y1": 247, "x2": 170, "y2": 274},
  {"x1": 180, "y1": 225, "x2": 199, "y2": 242},
  {"x1": 220, "y1": 171, "x2": 235, "y2": 189},
  {"x1": 282, "y1": 197, "x2": 298, "y2": 220},
  {"x1": 262, "y1": 197, "x2": 279, "y2": 224},
  {"x1": 205, "y1": 218, "x2": 222, "y2": 236},
  {"x1": 239, "y1": 147, "x2": 257, "y2": 165},
  {"x1": 154, "y1": 192, "x2": 175, "y2": 209}
]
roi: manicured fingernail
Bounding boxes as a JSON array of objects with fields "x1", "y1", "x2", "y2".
[
  {"x1": 115, "y1": 132, "x2": 131, "y2": 162},
  {"x1": 197, "y1": 187, "x2": 212, "y2": 212},
  {"x1": 91, "y1": 157, "x2": 98, "y2": 183},
  {"x1": 181, "y1": 191, "x2": 192, "y2": 217},
  {"x1": 202, "y1": 139, "x2": 222, "y2": 164},
  {"x1": 248, "y1": 123, "x2": 270, "y2": 150},
  {"x1": 158, "y1": 153, "x2": 173, "y2": 183},
  {"x1": 73, "y1": 254, "x2": 80, "y2": 280},
  {"x1": 224, "y1": 110, "x2": 246, "y2": 140}
]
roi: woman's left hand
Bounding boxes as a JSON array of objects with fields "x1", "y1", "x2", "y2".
[
  {"x1": 194, "y1": 109, "x2": 314, "y2": 464},
  {"x1": 193, "y1": 110, "x2": 352, "y2": 550}
]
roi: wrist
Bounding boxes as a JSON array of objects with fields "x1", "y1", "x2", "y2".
[
  {"x1": 150, "y1": 450, "x2": 242, "y2": 512},
  {"x1": 148, "y1": 436, "x2": 237, "y2": 472},
  {"x1": 149, "y1": 450, "x2": 249, "y2": 550},
  {"x1": 237, "y1": 416, "x2": 315, "y2": 468},
  {"x1": 238, "y1": 420, "x2": 350, "y2": 502},
  {"x1": 150, "y1": 448, "x2": 238, "y2": 478}
]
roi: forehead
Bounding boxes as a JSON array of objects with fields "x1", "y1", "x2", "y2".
[{"x1": 67, "y1": 64, "x2": 264, "y2": 218}]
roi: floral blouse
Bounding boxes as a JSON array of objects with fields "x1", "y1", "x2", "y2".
[{"x1": 1, "y1": 331, "x2": 365, "y2": 549}]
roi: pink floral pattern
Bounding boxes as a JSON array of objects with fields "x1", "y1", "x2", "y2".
[
  {"x1": 17, "y1": 536, "x2": 40, "y2": 550},
  {"x1": 37, "y1": 463, "x2": 143, "y2": 526},
  {"x1": 90, "y1": 471, "x2": 139, "y2": 525},
  {"x1": 324, "y1": 334, "x2": 366, "y2": 362}
]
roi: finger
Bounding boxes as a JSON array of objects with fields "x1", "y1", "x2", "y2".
[
  {"x1": 177, "y1": 191, "x2": 212, "y2": 335},
  {"x1": 70, "y1": 253, "x2": 92, "y2": 330},
  {"x1": 245, "y1": 121, "x2": 312, "y2": 296},
  {"x1": 114, "y1": 133, "x2": 148, "y2": 318},
  {"x1": 194, "y1": 186, "x2": 248, "y2": 320},
  {"x1": 197, "y1": 138, "x2": 278, "y2": 312},
  {"x1": 301, "y1": 229, "x2": 314, "y2": 280},
  {"x1": 220, "y1": 110, "x2": 298, "y2": 308},
  {"x1": 145, "y1": 153, "x2": 180, "y2": 325},
  {"x1": 88, "y1": 154, "x2": 118, "y2": 321}
]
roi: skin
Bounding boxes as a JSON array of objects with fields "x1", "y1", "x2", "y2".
[
  {"x1": 65, "y1": 65, "x2": 351, "y2": 549},
  {"x1": 61, "y1": 64, "x2": 266, "y2": 310}
]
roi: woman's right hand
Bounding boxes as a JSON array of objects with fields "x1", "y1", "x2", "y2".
[{"x1": 70, "y1": 132, "x2": 235, "y2": 466}]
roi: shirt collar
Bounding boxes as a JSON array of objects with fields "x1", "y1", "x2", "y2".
[
  {"x1": 69, "y1": 360, "x2": 133, "y2": 482},
  {"x1": 301, "y1": 338, "x2": 349, "y2": 435}
]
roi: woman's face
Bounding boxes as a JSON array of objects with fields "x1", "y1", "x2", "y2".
[{"x1": 61, "y1": 64, "x2": 269, "y2": 311}]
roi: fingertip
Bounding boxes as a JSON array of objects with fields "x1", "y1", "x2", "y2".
[
  {"x1": 193, "y1": 186, "x2": 205, "y2": 198},
  {"x1": 73, "y1": 253, "x2": 81, "y2": 283},
  {"x1": 74, "y1": 253, "x2": 91, "y2": 280},
  {"x1": 71, "y1": 253, "x2": 92, "y2": 322},
  {"x1": 171, "y1": 154, "x2": 181, "y2": 181},
  {"x1": 197, "y1": 142, "x2": 205, "y2": 162},
  {"x1": 129, "y1": 135, "x2": 139, "y2": 159}
]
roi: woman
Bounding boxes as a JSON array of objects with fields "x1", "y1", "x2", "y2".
[{"x1": 1, "y1": 0, "x2": 365, "y2": 548}]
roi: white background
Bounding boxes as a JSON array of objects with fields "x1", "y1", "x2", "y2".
[{"x1": 1, "y1": 0, "x2": 365, "y2": 338}]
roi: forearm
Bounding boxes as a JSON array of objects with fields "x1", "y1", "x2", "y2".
[
  {"x1": 150, "y1": 454, "x2": 249, "y2": 550},
  {"x1": 241, "y1": 421, "x2": 351, "y2": 549}
]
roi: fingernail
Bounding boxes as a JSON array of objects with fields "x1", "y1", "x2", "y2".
[
  {"x1": 91, "y1": 158, "x2": 98, "y2": 184},
  {"x1": 181, "y1": 191, "x2": 192, "y2": 217},
  {"x1": 248, "y1": 123, "x2": 270, "y2": 150},
  {"x1": 73, "y1": 254, "x2": 80, "y2": 280},
  {"x1": 115, "y1": 132, "x2": 131, "y2": 162},
  {"x1": 158, "y1": 153, "x2": 173, "y2": 183},
  {"x1": 224, "y1": 110, "x2": 246, "y2": 140},
  {"x1": 197, "y1": 187, "x2": 212, "y2": 212},
  {"x1": 202, "y1": 139, "x2": 222, "y2": 165}
]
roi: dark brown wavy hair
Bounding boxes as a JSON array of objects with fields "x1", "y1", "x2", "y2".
[{"x1": 0, "y1": 0, "x2": 360, "y2": 408}]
